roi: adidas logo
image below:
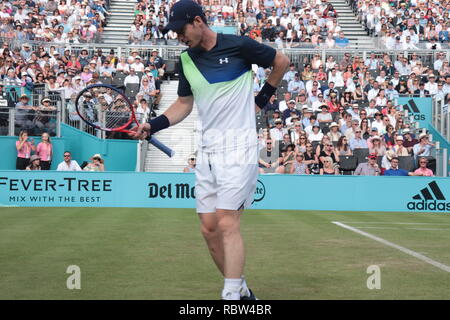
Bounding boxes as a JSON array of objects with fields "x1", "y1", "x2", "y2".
[
  {"x1": 407, "y1": 181, "x2": 449, "y2": 211},
  {"x1": 403, "y1": 99, "x2": 425, "y2": 121}
]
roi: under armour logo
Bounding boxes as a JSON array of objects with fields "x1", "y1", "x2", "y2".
[
  {"x1": 170, "y1": 11, "x2": 174, "y2": 17},
  {"x1": 219, "y1": 58, "x2": 229, "y2": 64}
]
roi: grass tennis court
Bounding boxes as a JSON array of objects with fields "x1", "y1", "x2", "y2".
[{"x1": 0, "y1": 208, "x2": 449, "y2": 300}]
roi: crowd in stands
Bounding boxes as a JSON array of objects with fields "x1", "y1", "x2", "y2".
[
  {"x1": 254, "y1": 51, "x2": 443, "y2": 176},
  {"x1": 129, "y1": 0, "x2": 350, "y2": 48},
  {"x1": 0, "y1": 40, "x2": 166, "y2": 137},
  {"x1": 0, "y1": 0, "x2": 110, "y2": 43},
  {"x1": 355, "y1": 0, "x2": 450, "y2": 49}
]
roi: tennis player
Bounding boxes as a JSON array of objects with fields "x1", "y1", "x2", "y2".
[{"x1": 132, "y1": 0, "x2": 289, "y2": 300}]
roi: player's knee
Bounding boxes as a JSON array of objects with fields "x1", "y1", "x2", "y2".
[
  {"x1": 200, "y1": 223, "x2": 218, "y2": 238},
  {"x1": 216, "y1": 215, "x2": 239, "y2": 237}
]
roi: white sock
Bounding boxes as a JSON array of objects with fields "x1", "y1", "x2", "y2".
[
  {"x1": 240, "y1": 275, "x2": 250, "y2": 297},
  {"x1": 222, "y1": 278, "x2": 241, "y2": 300}
]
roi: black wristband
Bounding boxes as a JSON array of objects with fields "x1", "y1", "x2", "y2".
[
  {"x1": 255, "y1": 82, "x2": 277, "y2": 108},
  {"x1": 149, "y1": 114, "x2": 170, "y2": 135}
]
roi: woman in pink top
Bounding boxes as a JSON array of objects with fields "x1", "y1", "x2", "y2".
[
  {"x1": 16, "y1": 130, "x2": 36, "y2": 170},
  {"x1": 413, "y1": 157, "x2": 434, "y2": 177},
  {"x1": 36, "y1": 132, "x2": 53, "y2": 170}
]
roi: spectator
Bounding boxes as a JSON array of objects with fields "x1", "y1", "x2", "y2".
[
  {"x1": 336, "y1": 136, "x2": 352, "y2": 156},
  {"x1": 354, "y1": 153, "x2": 381, "y2": 176},
  {"x1": 290, "y1": 152, "x2": 310, "y2": 175},
  {"x1": 349, "y1": 129, "x2": 368, "y2": 150},
  {"x1": 335, "y1": 31, "x2": 349, "y2": 48},
  {"x1": 280, "y1": 144, "x2": 296, "y2": 174},
  {"x1": 83, "y1": 153, "x2": 105, "y2": 172},
  {"x1": 287, "y1": 73, "x2": 304, "y2": 95},
  {"x1": 393, "y1": 135, "x2": 409, "y2": 156},
  {"x1": 124, "y1": 68, "x2": 140, "y2": 86},
  {"x1": 26, "y1": 155, "x2": 41, "y2": 171},
  {"x1": 36, "y1": 132, "x2": 52, "y2": 170},
  {"x1": 259, "y1": 138, "x2": 284, "y2": 174},
  {"x1": 15, "y1": 130, "x2": 35, "y2": 170},
  {"x1": 368, "y1": 135, "x2": 386, "y2": 157},
  {"x1": 270, "y1": 119, "x2": 287, "y2": 141},
  {"x1": 57, "y1": 151, "x2": 82, "y2": 171},
  {"x1": 320, "y1": 156, "x2": 339, "y2": 175},
  {"x1": 402, "y1": 129, "x2": 418, "y2": 154},
  {"x1": 183, "y1": 155, "x2": 196, "y2": 173},
  {"x1": 413, "y1": 157, "x2": 434, "y2": 177},
  {"x1": 413, "y1": 133, "x2": 435, "y2": 158},
  {"x1": 384, "y1": 157, "x2": 412, "y2": 176}
]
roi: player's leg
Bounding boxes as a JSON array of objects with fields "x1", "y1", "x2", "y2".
[{"x1": 198, "y1": 212, "x2": 224, "y2": 275}]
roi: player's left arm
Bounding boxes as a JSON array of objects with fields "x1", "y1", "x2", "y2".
[{"x1": 239, "y1": 37, "x2": 290, "y2": 111}]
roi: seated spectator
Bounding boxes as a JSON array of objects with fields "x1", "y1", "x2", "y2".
[
  {"x1": 269, "y1": 119, "x2": 287, "y2": 141},
  {"x1": 384, "y1": 157, "x2": 413, "y2": 176},
  {"x1": 280, "y1": 144, "x2": 296, "y2": 174},
  {"x1": 349, "y1": 129, "x2": 368, "y2": 150},
  {"x1": 307, "y1": 124, "x2": 323, "y2": 143},
  {"x1": 368, "y1": 135, "x2": 386, "y2": 157},
  {"x1": 57, "y1": 151, "x2": 82, "y2": 171},
  {"x1": 183, "y1": 155, "x2": 196, "y2": 173},
  {"x1": 354, "y1": 153, "x2": 381, "y2": 176},
  {"x1": 402, "y1": 129, "x2": 418, "y2": 154},
  {"x1": 259, "y1": 138, "x2": 284, "y2": 174},
  {"x1": 317, "y1": 105, "x2": 332, "y2": 124},
  {"x1": 26, "y1": 155, "x2": 41, "y2": 171},
  {"x1": 327, "y1": 122, "x2": 341, "y2": 144},
  {"x1": 392, "y1": 135, "x2": 409, "y2": 156},
  {"x1": 336, "y1": 136, "x2": 352, "y2": 156},
  {"x1": 413, "y1": 133, "x2": 435, "y2": 158},
  {"x1": 413, "y1": 157, "x2": 434, "y2": 177},
  {"x1": 83, "y1": 153, "x2": 105, "y2": 172},
  {"x1": 124, "y1": 68, "x2": 140, "y2": 86},
  {"x1": 290, "y1": 152, "x2": 310, "y2": 175},
  {"x1": 320, "y1": 156, "x2": 339, "y2": 175}
]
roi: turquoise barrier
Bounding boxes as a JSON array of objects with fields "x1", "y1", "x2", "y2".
[
  {"x1": 398, "y1": 97, "x2": 432, "y2": 128},
  {"x1": 0, "y1": 171, "x2": 448, "y2": 212},
  {"x1": 0, "y1": 124, "x2": 138, "y2": 171}
]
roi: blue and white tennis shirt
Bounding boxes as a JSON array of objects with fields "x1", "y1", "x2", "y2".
[{"x1": 178, "y1": 33, "x2": 276, "y2": 152}]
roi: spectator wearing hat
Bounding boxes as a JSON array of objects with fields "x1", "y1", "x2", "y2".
[
  {"x1": 268, "y1": 110, "x2": 282, "y2": 129},
  {"x1": 413, "y1": 157, "x2": 434, "y2": 177},
  {"x1": 354, "y1": 153, "x2": 380, "y2": 176},
  {"x1": 413, "y1": 133, "x2": 434, "y2": 158},
  {"x1": 327, "y1": 122, "x2": 341, "y2": 144},
  {"x1": 15, "y1": 95, "x2": 35, "y2": 131},
  {"x1": 57, "y1": 151, "x2": 82, "y2": 171},
  {"x1": 368, "y1": 134, "x2": 386, "y2": 156},
  {"x1": 424, "y1": 74, "x2": 438, "y2": 95},
  {"x1": 26, "y1": 155, "x2": 42, "y2": 171},
  {"x1": 270, "y1": 119, "x2": 287, "y2": 141},
  {"x1": 393, "y1": 135, "x2": 409, "y2": 156},
  {"x1": 149, "y1": 49, "x2": 166, "y2": 78},
  {"x1": 282, "y1": 100, "x2": 299, "y2": 120},
  {"x1": 183, "y1": 155, "x2": 197, "y2": 173},
  {"x1": 384, "y1": 157, "x2": 413, "y2": 176},
  {"x1": 83, "y1": 153, "x2": 105, "y2": 172}
]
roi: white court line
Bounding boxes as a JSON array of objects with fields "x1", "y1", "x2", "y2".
[
  {"x1": 332, "y1": 221, "x2": 450, "y2": 273},
  {"x1": 337, "y1": 222, "x2": 450, "y2": 225}
]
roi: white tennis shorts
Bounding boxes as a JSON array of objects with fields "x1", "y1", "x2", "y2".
[{"x1": 195, "y1": 145, "x2": 259, "y2": 213}]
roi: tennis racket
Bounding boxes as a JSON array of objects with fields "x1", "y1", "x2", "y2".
[{"x1": 75, "y1": 84, "x2": 174, "y2": 157}]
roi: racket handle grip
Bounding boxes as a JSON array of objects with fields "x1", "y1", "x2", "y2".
[{"x1": 148, "y1": 136, "x2": 175, "y2": 158}]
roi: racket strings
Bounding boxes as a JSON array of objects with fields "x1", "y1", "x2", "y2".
[{"x1": 79, "y1": 86, "x2": 133, "y2": 130}]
